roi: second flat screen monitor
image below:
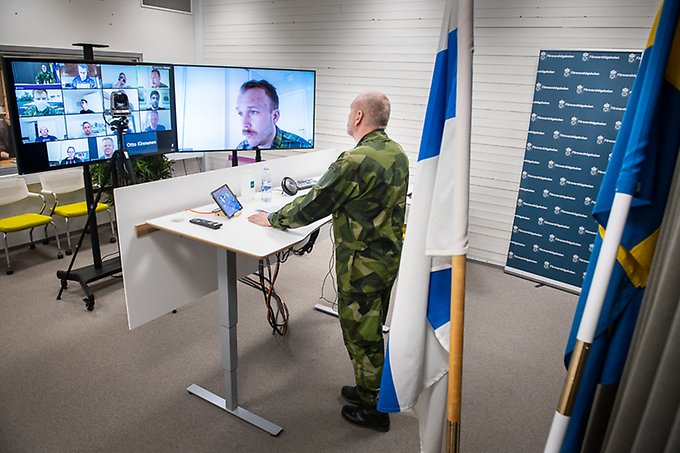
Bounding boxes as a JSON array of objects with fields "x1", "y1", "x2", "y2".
[{"x1": 174, "y1": 66, "x2": 315, "y2": 152}]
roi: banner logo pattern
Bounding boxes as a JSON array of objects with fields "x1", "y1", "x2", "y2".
[{"x1": 506, "y1": 50, "x2": 641, "y2": 290}]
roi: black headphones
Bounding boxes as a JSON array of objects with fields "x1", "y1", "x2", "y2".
[
  {"x1": 281, "y1": 177, "x2": 317, "y2": 196},
  {"x1": 281, "y1": 177, "x2": 300, "y2": 196}
]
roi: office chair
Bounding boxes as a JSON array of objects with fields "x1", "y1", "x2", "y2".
[
  {"x1": 0, "y1": 176, "x2": 64, "y2": 274},
  {"x1": 39, "y1": 169, "x2": 116, "y2": 255}
]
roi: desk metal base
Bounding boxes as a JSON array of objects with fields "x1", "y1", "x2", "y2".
[
  {"x1": 313, "y1": 303, "x2": 339, "y2": 317},
  {"x1": 187, "y1": 384, "x2": 282, "y2": 436},
  {"x1": 188, "y1": 249, "x2": 283, "y2": 436}
]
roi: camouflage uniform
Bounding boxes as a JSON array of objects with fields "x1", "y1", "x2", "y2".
[
  {"x1": 237, "y1": 126, "x2": 312, "y2": 150},
  {"x1": 268, "y1": 129, "x2": 409, "y2": 408},
  {"x1": 35, "y1": 71, "x2": 56, "y2": 84},
  {"x1": 22, "y1": 105, "x2": 59, "y2": 117}
]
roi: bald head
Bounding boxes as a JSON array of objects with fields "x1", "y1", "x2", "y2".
[
  {"x1": 346, "y1": 91, "x2": 391, "y2": 141},
  {"x1": 353, "y1": 92, "x2": 391, "y2": 128}
]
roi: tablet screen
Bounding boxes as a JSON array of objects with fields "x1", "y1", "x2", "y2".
[{"x1": 211, "y1": 183, "x2": 243, "y2": 218}]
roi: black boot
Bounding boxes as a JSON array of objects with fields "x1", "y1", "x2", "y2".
[
  {"x1": 341, "y1": 386, "x2": 363, "y2": 406},
  {"x1": 341, "y1": 404, "x2": 390, "y2": 432}
]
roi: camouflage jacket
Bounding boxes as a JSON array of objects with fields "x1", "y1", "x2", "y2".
[
  {"x1": 237, "y1": 127, "x2": 312, "y2": 150},
  {"x1": 268, "y1": 129, "x2": 409, "y2": 296}
]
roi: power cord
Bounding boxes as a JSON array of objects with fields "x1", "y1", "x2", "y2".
[
  {"x1": 238, "y1": 228, "x2": 322, "y2": 335},
  {"x1": 319, "y1": 226, "x2": 337, "y2": 309},
  {"x1": 240, "y1": 257, "x2": 289, "y2": 335}
]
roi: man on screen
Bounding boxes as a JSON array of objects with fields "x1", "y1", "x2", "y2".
[
  {"x1": 60, "y1": 146, "x2": 82, "y2": 165},
  {"x1": 80, "y1": 99, "x2": 94, "y2": 114},
  {"x1": 150, "y1": 69, "x2": 168, "y2": 88},
  {"x1": 235, "y1": 80, "x2": 311, "y2": 150},
  {"x1": 147, "y1": 90, "x2": 161, "y2": 110},
  {"x1": 144, "y1": 110, "x2": 166, "y2": 132},
  {"x1": 35, "y1": 127, "x2": 58, "y2": 142},
  {"x1": 113, "y1": 72, "x2": 128, "y2": 88},
  {"x1": 35, "y1": 64, "x2": 56, "y2": 84},
  {"x1": 71, "y1": 64, "x2": 97, "y2": 89},
  {"x1": 81, "y1": 121, "x2": 95, "y2": 138},
  {"x1": 99, "y1": 137, "x2": 115, "y2": 160},
  {"x1": 24, "y1": 89, "x2": 59, "y2": 116}
]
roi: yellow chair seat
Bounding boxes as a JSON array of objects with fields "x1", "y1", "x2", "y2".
[
  {"x1": 0, "y1": 213, "x2": 53, "y2": 233},
  {"x1": 53, "y1": 202, "x2": 109, "y2": 218}
]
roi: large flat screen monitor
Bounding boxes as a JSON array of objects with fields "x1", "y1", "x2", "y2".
[
  {"x1": 3, "y1": 58, "x2": 177, "y2": 174},
  {"x1": 174, "y1": 65, "x2": 315, "y2": 152}
]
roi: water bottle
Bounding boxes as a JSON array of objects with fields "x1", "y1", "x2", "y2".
[{"x1": 260, "y1": 166, "x2": 272, "y2": 203}]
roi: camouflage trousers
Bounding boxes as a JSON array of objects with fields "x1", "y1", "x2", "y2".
[{"x1": 338, "y1": 287, "x2": 392, "y2": 408}]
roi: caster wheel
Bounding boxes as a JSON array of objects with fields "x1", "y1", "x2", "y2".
[
  {"x1": 65, "y1": 249, "x2": 73, "y2": 256},
  {"x1": 29, "y1": 243, "x2": 36, "y2": 250},
  {"x1": 42, "y1": 238, "x2": 49, "y2": 245},
  {"x1": 6, "y1": 269, "x2": 13, "y2": 275},
  {"x1": 84, "y1": 296, "x2": 95, "y2": 311},
  {"x1": 110, "y1": 237, "x2": 117, "y2": 244},
  {"x1": 57, "y1": 252, "x2": 64, "y2": 259}
]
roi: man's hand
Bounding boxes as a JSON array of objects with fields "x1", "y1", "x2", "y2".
[{"x1": 248, "y1": 212, "x2": 272, "y2": 227}]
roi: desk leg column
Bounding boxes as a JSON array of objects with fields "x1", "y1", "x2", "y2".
[
  {"x1": 219, "y1": 249, "x2": 238, "y2": 411},
  {"x1": 187, "y1": 249, "x2": 282, "y2": 436}
]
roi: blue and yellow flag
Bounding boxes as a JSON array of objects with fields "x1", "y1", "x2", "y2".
[{"x1": 562, "y1": 1, "x2": 680, "y2": 451}]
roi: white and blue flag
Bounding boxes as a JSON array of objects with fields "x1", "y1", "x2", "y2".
[{"x1": 378, "y1": 0, "x2": 473, "y2": 451}]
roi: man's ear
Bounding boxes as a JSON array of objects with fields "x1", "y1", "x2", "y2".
[
  {"x1": 355, "y1": 110, "x2": 364, "y2": 126},
  {"x1": 272, "y1": 108, "x2": 280, "y2": 124}
]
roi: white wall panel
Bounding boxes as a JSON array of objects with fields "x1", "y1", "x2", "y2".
[
  {"x1": 0, "y1": 0, "x2": 197, "y2": 63},
  {"x1": 202, "y1": 0, "x2": 658, "y2": 266}
]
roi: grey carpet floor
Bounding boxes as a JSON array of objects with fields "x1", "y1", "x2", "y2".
[{"x1": 0, "y1": 227, "x2": 577, "y2": 452}]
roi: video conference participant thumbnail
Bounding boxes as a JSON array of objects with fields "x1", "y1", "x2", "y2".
[
  {"x1": 100, "y1": 64, "x2": 138, "y2": 89},
  {"x1": 19, "y1": 117, "x2": 67, "y2": 144},
  {"x1": 235, "y1": 80, "x2": 312, "y2": 150},
  {"x1": 45, "y1": 138, "x2": 89, "y2": 167},
  {"x1": 61, "y1": 63, "x2": 101, "y2": 89},
  {"x1": 15, "y1": 88, "x2": 64, "y2": 117},
  {"x1": 63, "y1": 90, "x2": 104, "y2": 115},
  {"x1": 143, "y1": 89, "x2": 169, "y2": 110},
  {"x1": 35, "y1": 63, "x2": 58, "y2": 85},
  {"x1": 10, "y1": 61, "x2": 61, "y2": 88},
  {"x1": 65, "y1": 114, "x2": 107, "y2": 139},
  {"x1": 139, "y1": 67, "x2": 170, "y2": 89},
  {"x1": 97, "y1": 136, "x2": 116, "y2": 160},
  {"x1": 35, "y1": 127, "x2": 58, "y2": 142},
  {"x1": 142, "y1": 110, "x2": 169, "y2": 132}
]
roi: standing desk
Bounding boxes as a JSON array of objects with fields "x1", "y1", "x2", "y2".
[{"x1": 141, "y1": 194, "x2": 330, "y2": 435}]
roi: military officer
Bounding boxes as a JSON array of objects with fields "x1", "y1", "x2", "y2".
[{"x1": 248, "y1": 91, "x2": 409, "y2": 432}]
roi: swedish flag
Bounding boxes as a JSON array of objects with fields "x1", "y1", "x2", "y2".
[{"x1": 562, "y1": 1, "x2": 680, "y2": 451}]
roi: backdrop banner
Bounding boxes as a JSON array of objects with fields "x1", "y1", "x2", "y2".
[{"x1": 505, "y1": 50, "x2": 641, "y2": 292}]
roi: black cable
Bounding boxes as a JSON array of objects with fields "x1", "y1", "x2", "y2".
[
  {"x1": 239, "y1": 256, "x2": 289, "y2": 336},
  {"x1": 319, "y1": 226, "x2": 338, "y2": 309},
  {"x1": 237, "y1": 227, "x2": 322, "y2": 335}
]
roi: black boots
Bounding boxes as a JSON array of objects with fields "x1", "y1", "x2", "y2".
[
  {"x1": 341, "y1": 404, "x2": 390, "y2": 432},
  {"x1": 340, "y1": 386, "x2": 390, "y2": 432}
]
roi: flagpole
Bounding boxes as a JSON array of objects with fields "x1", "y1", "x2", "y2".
[
  {"x1": 447, "y1": 254, "x2": 466, "y2": 452},
  {"x1": 544, "y1": 192, "x2": 633, "y2": 452}
]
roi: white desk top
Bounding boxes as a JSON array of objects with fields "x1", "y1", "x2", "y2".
[{"x1": 145, "y1": 189, "x2": 330, "y2": 259}]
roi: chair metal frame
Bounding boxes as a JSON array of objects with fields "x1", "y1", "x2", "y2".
[
  {"x1": 0, "y1": 176, "x2": 63, "y2": 274},
  {"x1": 39, "y1": 169, "x2": 116, "y2": 255}
]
